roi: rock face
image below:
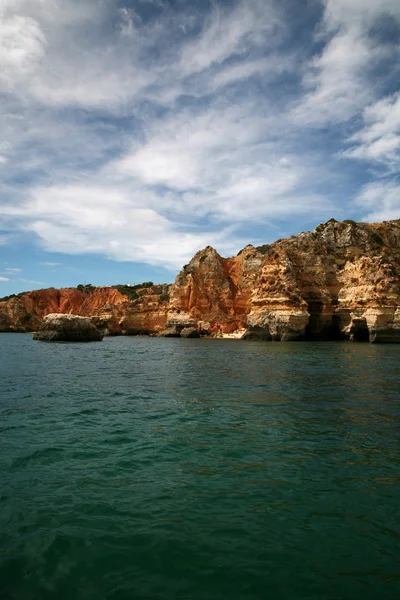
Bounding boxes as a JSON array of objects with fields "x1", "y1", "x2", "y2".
[
  {"x1": 165, "y1": 219, "x2": 400, "y2": 342},
  {"x1": 0, "y1": 285, "x2": 170, "y2": 335},
  {"x1": 33, "y1": 314, "x2": 103, "y2": 342},
  {"x1": 1, "y1": 219, "x2": 400, "y2": 342},
  {"x1": 159, "y1": 312, "x2": 198, "y2": 337},
  {"x1": 168, "y1": 244, "x2": 264, "y2": 335}
]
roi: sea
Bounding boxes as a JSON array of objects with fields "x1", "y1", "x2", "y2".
[{"x1": 0, "y1": 333, "x2": 399, "y2": 600}]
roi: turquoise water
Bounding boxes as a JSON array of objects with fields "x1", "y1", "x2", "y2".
[{"x1": 1, "y1": 334, "x2": 400, "y2": 600}]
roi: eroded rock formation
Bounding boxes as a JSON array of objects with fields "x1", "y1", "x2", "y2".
[
  {"x1": 1, "y1": 219, "x2": 399, "y2": 342},
  {"x1": 164, "y1": 218, "x2": 400, "y2": 342},
  {"x1": 33, "y1": 314, "x2": 103, "y2": 342},
  {"x1": 0, "y1": 284, "x2": 170, "y2": 335}
]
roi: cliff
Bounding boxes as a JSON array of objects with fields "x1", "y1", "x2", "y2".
[
  {"x1": 1, "y1": 219, "x2": 399, "y2": 342},
  {"x1": 0, "y1": 284, "x2": 170, "y2": 336},
  {"x1": 165, "y1": 219, "x2": 400, "y2": 342}
]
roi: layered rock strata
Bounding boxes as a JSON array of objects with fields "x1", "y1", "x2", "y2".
[
  {"x1": 0, "y1": 285, "x2": 170, "y2": 336},
  {"x1": 1, "y1": 219, "x2": 399, "y2": 342},
  {"x1": 164, "y1": 219, "x2": 400, "y2": 342}
]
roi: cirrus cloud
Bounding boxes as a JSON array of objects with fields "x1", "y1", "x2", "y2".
[{"x1": 0, "y1": 0, "x2": 398, "y2": 277}]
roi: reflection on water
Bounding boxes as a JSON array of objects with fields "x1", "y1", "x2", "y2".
[{"x1": 0, "y1": 335, "x2": 400, "y2": 600}]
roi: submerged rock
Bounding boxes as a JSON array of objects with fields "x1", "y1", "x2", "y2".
[{"x1": 33, "y1": 313, "x2": 103, "y2": 342}]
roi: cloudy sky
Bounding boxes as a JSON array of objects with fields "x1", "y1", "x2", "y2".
[{"x1": 1, "y1": 0, "x2": 399, "y2": 294}]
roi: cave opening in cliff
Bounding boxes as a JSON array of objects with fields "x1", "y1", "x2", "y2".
[
  {"x1": 351, "y1": 319, "x2": 370, "y2": 342},
  {"x1": 304, "y1": 301, "x2": 344, "y2": 341},
  {"x1": 330, "y1": 315, "x2": 343, "y2": 341}
]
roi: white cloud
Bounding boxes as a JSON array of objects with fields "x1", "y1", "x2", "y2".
[
  {"x1": 0, "y1": 14, "x2": 46, "y2": 88},
  {"x1": 0, "y1": 0, "x2": 290, "y2": 113},
  {"x1": 0, "y1": 0, "x2": 320, "y2": 267},
  {"x1": 179, "y1": 1, "x2": 279, "y2": 76},
  {"x1": 115, "y1": 103, "x2": 333, "y2": 224},
  {"x1": 355, "y1": 181, "x2": 400, "y2": 222},
  {"x1": 0, "y1": 184, "x2": 246, "y2": 269},
  {"x1": 292, "y1": 28, "x2": 373, "y2": 125},
  {"x1": 40, "y1": 262, "x2": 61, "y2": 267},
  {"x1": 0, "y1": 0, "x2": 398, "y2": 273},
  {"x1": 323, "y1": 0, "x2": 400, "y2": 28},
  {"x1": 16, "y1": 278, "x2": 43, "y2": 285},
  {"x1": 343, "y1": 92, "x2": 400, "y2": 167},
  {"x1": 0, "y1": 277, "x2": 10, "y2": 282},
  {"x1": 210, "y1": 55, "x2": 291, "y2": 91},
  {"x1": 0, "y1": 1, "x2": 153, "y2": 109},
  {"x1": 5, "y1": 268, "x2": 22, "y2": 273},
  {"x1": 293, "y1": 0, "x2": 400, "y2": 126}
]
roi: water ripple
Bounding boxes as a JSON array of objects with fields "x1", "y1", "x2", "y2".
[{"x1": 0, "y1": 335, "x2": 400, "y2": 600}]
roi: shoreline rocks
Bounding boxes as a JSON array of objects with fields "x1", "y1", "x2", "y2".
[
  {"x1": 33, "y1": 314, "x2": 103, "y2": 342},
  {"x1": 159, "y1": 312, "x2": 198, "y2": 337},
  {"x1": 2, "y1": 219, "x2": 400, "y2": 343}
]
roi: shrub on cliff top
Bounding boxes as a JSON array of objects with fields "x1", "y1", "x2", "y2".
[
  {"x1": 112, "y1": 285, "x2": 139, "y2": 300},
  {"x1": 111, "y1": 282, "x2": 161, "y2": 301},
  {"x1": 370, "y1": 231, "x2": 385, "y2": 246},
  {"x1": 77, "y1": 284, "x2": 96, "y2": 293},
  {"x1": 0, "y1": 293, "x2": 16, "y2": 302}
]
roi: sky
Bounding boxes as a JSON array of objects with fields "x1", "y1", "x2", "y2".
[{"x1": 0, "y1": 0, "x2": 399, "y2": 295}]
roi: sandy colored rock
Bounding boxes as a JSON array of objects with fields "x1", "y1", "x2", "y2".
[
  {"x1": 167, "y1": 219, "x2": 400, "y2": 342},
  {"x1": 197, "y1": 321, "x2": 212, "y2": 335},
  {"x1": 159, "y1": 327, "x2": 181, "y2": 338},
  {"x1": 0, "y1": 285, "x2": 170, "y2": 335},
  {"x1": 180, "y1": 327, "x2": 200, "y2": 338},
  {"x1": 1, "y1": 219, "x2": 400, "y2": 343},
  {"x1": 33, "y1": 314, "x2": 103, "y2": 342}
]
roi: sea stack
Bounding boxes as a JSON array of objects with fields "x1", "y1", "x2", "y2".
[{"x1": 33, "y1": 313, "x2": 103, "y2": 342}]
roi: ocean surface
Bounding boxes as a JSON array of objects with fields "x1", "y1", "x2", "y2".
[{"x1": 0, "y1": 334, "x2": 400, "y2": 600}]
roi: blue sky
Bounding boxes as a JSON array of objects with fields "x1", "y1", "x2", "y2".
[{"x1": 1, "y1": 0, "x2": 399, "y2": 295}]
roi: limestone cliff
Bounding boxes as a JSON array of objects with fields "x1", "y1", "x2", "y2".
[
  {"x1": 1, "y1": 219, "x2": 399, "y2": 342},
  {"x1": 0, "y1": 284, "x2": 170, "y2": 335},
  {"x1": 163, "y1": 218, "x2": 400, "y2": 342}
]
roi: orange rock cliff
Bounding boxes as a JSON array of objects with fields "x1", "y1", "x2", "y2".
[{"x1": 1, "y1": 219, "x2": 399, "y2": 342}]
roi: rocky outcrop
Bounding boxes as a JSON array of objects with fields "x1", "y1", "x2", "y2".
[
  {"x1": 33, "y1": 314, "x2": 103, "y2": 342},
  {"x1": 344, "y1": 307, "x2": 400, "y2": 343},
  {"x1": 180, "y1": 327, "x2": 200, "y2": 338},
  {"x1": 168, "y1": 244, "x2": 264, "y2": 334},
  {"x1": 0, "y1": 287, "x2": 127, "y2": 333},
  {"x1": 159, "y1": 312, "x2": 198, "y2": 337},
  {"x1": 244, "y1": 309, "x2": 310, "y2": 341},
  {"x1": 1, "y1": 219, "x2": 400, "y2": 342},
  {"x1": 0, "y1": 312, "x2": 15, "y2": 332},
  {"x1": 117, "y1": 291, "x2": 169, "y2": 335},
  {"x1": 0, "y1": 285, "x2": 170, "y2": 335},
  {"x1": 165, "y1": 218, "x2": 400, "y2": 342}
]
